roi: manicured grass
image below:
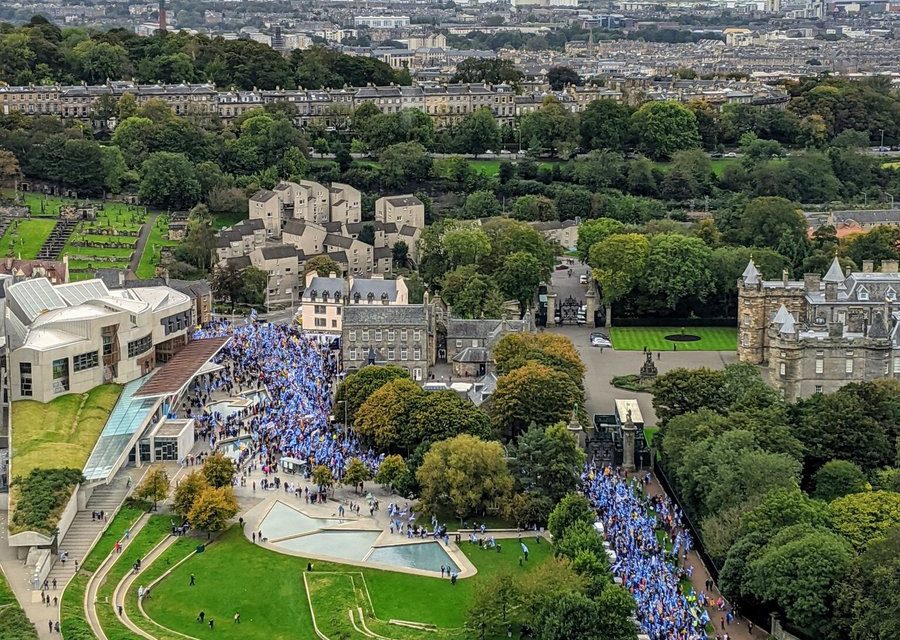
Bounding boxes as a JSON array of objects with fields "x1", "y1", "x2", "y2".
[
  {"x1": 11, "y1": 384, "x2": 122, "y2": 479},
  {"x1": 95, "y1": 516, "x2": 172, "y2": 640},
  {"x1": 644, "y1": 427, "x2": 659, "y2": 446},
  {"x1": 0, "y1": 567, "x2": 40, "y2": 640},
  {"x1": 144, "y1": 526, "x2": 553, "y2": 639},
  {"x1": 60, "y1": 505, "x2": 146, "y2": 640},
  {"x1": 136, "y1": 216, "x2": 178, "y2": 279},
  {"x1": 0, "y1": 218, "x2": 57, "y2": 259},
  {"x1": 609, "y1": 326, "x2": 737, "y2": 352}
]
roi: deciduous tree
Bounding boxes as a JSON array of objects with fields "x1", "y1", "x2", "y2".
[
  {"x1": 354, "y1": 378, "x2": 425, "y2": 452},
  {"x1": 172, "y1": 470, "x2": 209, "y2": 517},
  {"x1": 416, "y1": 435, "x2": 513, "y2": 518},
  {"x1": 489, "y1": 362, "x2": 579, "y2": 440},
  {"x1": 202, "y1": 452, "x2": 236, "y2": 489},
  {"x1": 135, "y1": 466, "x2": 169, "y2": 511},
  {"x1": 188, "y1": 486, "x2": 239, "y2": 536}
]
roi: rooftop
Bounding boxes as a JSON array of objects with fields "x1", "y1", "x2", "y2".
[{"x1": 134, "y1": 337, "x2": 231, "y2": 399}]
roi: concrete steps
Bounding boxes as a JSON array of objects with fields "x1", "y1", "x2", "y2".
[{"x1": 45, "y1": 479, "x2": 130, "y2": 590}]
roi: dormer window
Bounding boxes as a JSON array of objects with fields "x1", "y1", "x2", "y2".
[
  {"x1": 367, "y1": 292, "x2": 375, "y2": 303},
  {"x1": 309, "y1": 289, "x2": 317, "y2": 299},
  {"x1": 857, "y1": 286, "x2": 869, "y2": 301},
  {"x1": 381, "y1": 292, "x2": 389, "y2": 304},
  {"x1": 334, "y1": 292, "x2": 341, "y2": 303},
  {"x1": 354, "y1": 292, "x2": 361, "y2": 303},
  {"x1": 321, "y1": 290, "x2": 329, "y2": 301},
  {"x1": 886, "y1": 287, "x2": 896, "y2": 302}
]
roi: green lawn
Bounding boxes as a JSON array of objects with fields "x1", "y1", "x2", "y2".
[
  {"x1": 644, "y1": 427, "x2": 659, "y2": 446},
  {"x1": 137, "y1": 216, "x2": 178, "y2": 279},
  {"x1": 144, "y1": 526, "x2": 553, "y2": 639},
  {"x1": 11, "y1": 384, "x2": 122, "y2": 479},
  {"x1": 0, "y1": 218, "x2": 57, "y2": 259},
  {"x1": 609, "y1": 326, "x2": 737, "y2": 352},
  {"x1": 95, "y1": 515, "x2": 173, "y2": 640}
]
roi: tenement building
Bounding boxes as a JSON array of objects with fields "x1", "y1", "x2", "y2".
[{"x1": 738, "y1": 257, "x2": 900, "y2": 400}]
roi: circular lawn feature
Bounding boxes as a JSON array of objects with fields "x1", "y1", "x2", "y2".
[{"x1": 664, "y1": 334, "x2": 701, "y2": 343}]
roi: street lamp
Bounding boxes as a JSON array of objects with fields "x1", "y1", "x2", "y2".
[{"x1": 336, "y1": 399, "x2": 349, "y2": 434}]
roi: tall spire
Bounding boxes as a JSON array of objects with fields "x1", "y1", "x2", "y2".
[{"x1": 823, "y1": 256, "x2": 844, "y2": 283}]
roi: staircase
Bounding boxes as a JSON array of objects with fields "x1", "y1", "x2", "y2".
[
  {"x1": 36, "y1": 218, "x2": 77, "y2": 260},
  {"x1": 46, "y1": 478, "x2": 130, "y2": 589}
]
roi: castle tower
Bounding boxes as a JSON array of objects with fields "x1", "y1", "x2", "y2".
[{"x1": 737, "y1": 259, "x2": 807, "y2": 365}]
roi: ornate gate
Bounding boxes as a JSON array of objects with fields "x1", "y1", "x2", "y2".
[{"x1": 557, "y1": 295, "x2": 582, "y2": 325}]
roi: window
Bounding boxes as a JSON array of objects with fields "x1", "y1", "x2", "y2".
[
  {"x1": 887, "y1": 288, "x2": 897, "y2": 301},
  {"x1": 161, "y1": 310, "x2": 191, "y2": 335},
  {"x1": 362, "y1": 330, "x2": 369, "y2": 341},
  {"x1": 858, "y1": 287, "x2": 869, "y2": 301},
  {"x1": 815, "y1": 385, "x2": 823, "y2": 394},
  {"x1": 127, "y1": 335, "x2": 152, "y2": 358},
  {"x1": 102, "y1": 334, "x2": 114, "y2": 356},
  {"x1": 387, "y1": 330, "x2": 395, "y2": 341},
  {"x1": 375, "y1": 330, "x2": 383, "y2": 341},
  {"x1": 349, "y1": 331, "x2": 357, "y2": 341},
  {"x1": 388, "y1": 349, "x2": 396, "y2": 360},
  {"x1": 19, "y1": 362, "x2": 32, "y2": 397},
  {"x1": 349, "y1": 349, "x2": 357, "y2": 361},
  {"x1": 401, "y1": 329, "x2": 408, "y2": 341},
  {"x1": 315, "y1": 305, "x2": 326, "y2": 314},
  {"x1": 331, "y1": 319, "x2": 338, "y2": 328},
  {"x1": 400, "y1": 348, "x2": 408, "y2": 360},
  {"x1": 456, "y1": 340, "x2": 462, "y2": 348},
  {"x1": 845, "y1": 359, "x2": 853, "y2": 374},
  {"x1": 815, "y1": 359, "x2": 824, "y2": 374},
  {"x1": 413, "y1": 368, "x2": 422, "y2": 381},
  {"x1": 315, "y1": 318, "x2": 326, "y2": 327},
  {"x1": 74, "y1": 351, "x2": 99, "y2": 372},
  {"x1": 472, "y1": 339, "x2": 478, "y2": 347},
  {"x1": 414, "y1": 348, "x2": 421, "y2": 360},
  {"x1": 894, "y1": 356, "x2": 900, "y2": 373},
  {"x1": 52, "y1": 357, "x2": 70, "y2": 392},
  {"x1": 414, "y1": 330, "x2": 421, "y2": 341},
  {"x1": 779, "y1": 362, "x2": 786, "y2": 377}
]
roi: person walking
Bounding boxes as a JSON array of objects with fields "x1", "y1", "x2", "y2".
[{"x1": 190, "y1": 573, "x2": 195, "y2": 586}]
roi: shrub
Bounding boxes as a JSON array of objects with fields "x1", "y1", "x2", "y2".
[{"x1": 10, "y1": 468, "x2": 83, "y2": 535}]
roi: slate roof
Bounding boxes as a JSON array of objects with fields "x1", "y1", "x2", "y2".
[
  {"x1": 250, "y1": 189, "x2": 277, "y2": 203},
  {"x1": 349, "y1": 278, "x2": 399, "y2": 302},
  {"x1": 343, "y1": 304, "x2": 428, "y2": 326}
]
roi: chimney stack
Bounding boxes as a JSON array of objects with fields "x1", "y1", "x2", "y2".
[
  {"x1": 825, "y1": 281, "x2": 838, "y2": 302},
  {"x1": 862, "y1": 260, "x2": 874, "y2": 273},
  {"x1": 881, "y1": 259, "x2": 898, "y2": 274},
  {"x1": 782, "y1": 269, "x2": 789, "y2": 286},
  {"x1": 158, "y1": 0, "x2": 167, "y2": 31},
  {"x1": 803, "y1": 273, "x2": 820, "y2": 292}
]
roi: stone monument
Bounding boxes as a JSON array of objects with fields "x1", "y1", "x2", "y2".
[
  {"x1": 567, "y1": 405, "x2": 585, "y2": 449},
  {"x1": 639, "y1": 351, "x2": 658, "y2": 383},
  {"x1": 621, "y1": 409, "x2": 636, "y2": 472}
]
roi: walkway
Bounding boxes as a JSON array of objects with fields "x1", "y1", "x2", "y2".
[
  {"x1": 129, "y1": 212, "x2": 158, "y2": 273},
  {"x1": 114, "y1": 534, "x2": 181, "y2": 640},
  {"x1": 46, "y1": 477, "x2": 133, "y2": 595},
  {"x1": 83, "y1": 513, "x2": 152, "y2": 640},
  {"x1": 641, "y1": 476, "x2": 763, "y2": 640}
]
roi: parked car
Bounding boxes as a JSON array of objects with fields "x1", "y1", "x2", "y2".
[
  {"x1": 579, "y1": 274, "x2": 589, "y2": 284},
  {"x1": 590, "y1": 332, "x2": 611, "y2": 348}
]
